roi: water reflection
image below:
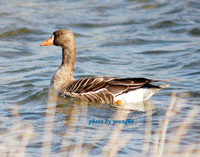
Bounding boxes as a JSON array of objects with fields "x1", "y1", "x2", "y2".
[{"x1": 53, "y1": 96, "x2": 156, "y2": 156}]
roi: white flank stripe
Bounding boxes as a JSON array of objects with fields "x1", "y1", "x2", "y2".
[{"x1": 114, "y1": 88, "x2": 161, "y2": 104}]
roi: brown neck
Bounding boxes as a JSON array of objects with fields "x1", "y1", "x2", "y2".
[
  {"x1": 50, "y1": 43, "x2": 76, "y2": 92},
  {"x1": 62, "y1": 46, "x2": 76, "y2": 64},
  {"x1": 61, "y1": 43, "x2": 76, "y2": 79}
]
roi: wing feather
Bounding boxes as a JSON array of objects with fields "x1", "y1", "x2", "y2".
[{"x1": 60, "y1": 76, "x2": 162, "y2": 104}]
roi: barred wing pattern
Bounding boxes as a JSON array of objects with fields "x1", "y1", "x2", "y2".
[{"x1": 59, "y1": 76, "x2": 160, "y2": 104}]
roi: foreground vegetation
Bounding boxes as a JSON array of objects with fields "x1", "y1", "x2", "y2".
[{"x1": 0, "y1": 90, "x2": 199, "y2": 157}]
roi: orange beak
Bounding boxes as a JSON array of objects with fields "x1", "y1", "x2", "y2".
[{"x1": 40, "y1": 35, "x2": 54, "y2": 46}]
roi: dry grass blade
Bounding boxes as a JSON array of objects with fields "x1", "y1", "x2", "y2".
[
  {"x1": 166, "y1": 106, "x2": 199, "y2": 156},
  {"x1": 40, "y1": 88, "x2": 58, "y2": 157},
  {"x1": 142, "y1": 102, "x2": 153, "y2": 156},
  {"x1": 100, "y1": 109, "x2": 131, "y2": 157},
  {"x1": 151, "y1": 92, "x2": 199, "y2": 157},
  {"x1": 0, "y1": 105, "x2": 35, "y2": 157},
  {"x1": 71, "y1": 102, "x2": 88, "y2": 157},
  {"x1": 155, "y1": 92, "x2": 177, "y2": 157},
  {"x1": 15, "y1": 124, "x2": 34, "y2": 157}
]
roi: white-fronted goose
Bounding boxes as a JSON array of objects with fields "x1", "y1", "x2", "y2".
[{"x1": 40, "y1": 29, "x2": 168, "y2": 105}]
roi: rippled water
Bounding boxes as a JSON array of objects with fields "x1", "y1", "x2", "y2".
[{"x1": 0, "y1": 0, "x2": 200, "y2": 156}]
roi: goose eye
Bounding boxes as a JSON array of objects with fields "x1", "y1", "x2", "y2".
[{"x1": 57, "y1": 32, "x2": 63, "y2": 37}]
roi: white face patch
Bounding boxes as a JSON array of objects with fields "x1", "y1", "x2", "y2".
[{"x1": 51, "y1": 35, "x2": 54, "y2": 41}]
